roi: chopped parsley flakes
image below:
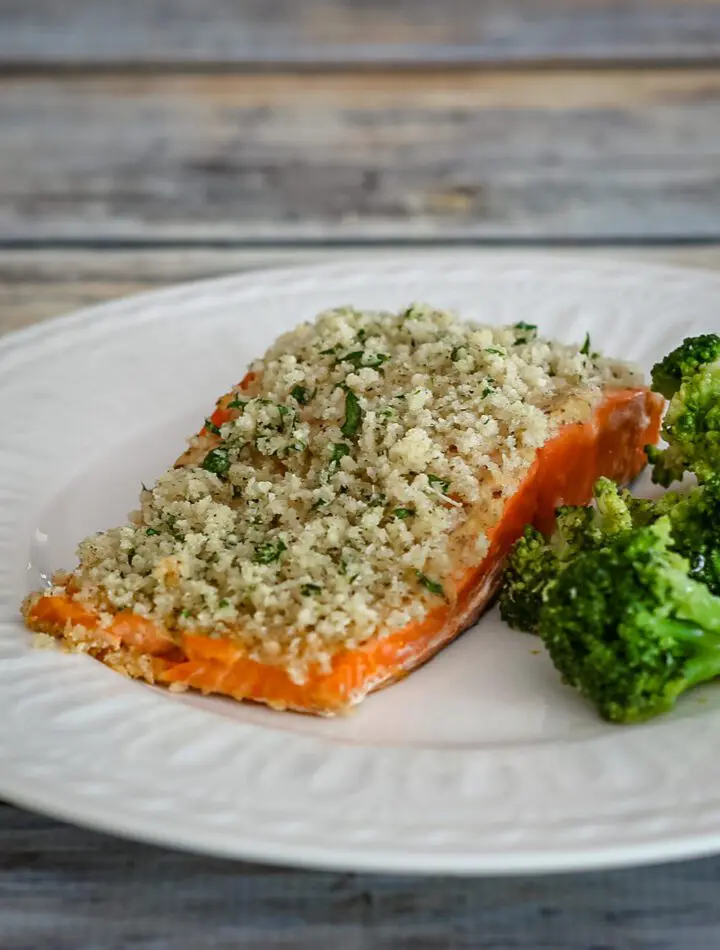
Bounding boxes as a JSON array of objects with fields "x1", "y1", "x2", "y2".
[
  {"x1": 290, "y1": 385, "x2": 311, "y2": 405},
  {"x1": 427, "y1": 474, "x2": 450, "y2": 494},
  {"x1": 201, "y1": 447, "x2": 230, "y2": 475},
  {"x1": 513, "y1": 322, "x2": 538, "y2": 345},
  {"x1": 329, "y1": 442, "x2": 351, "y2": 470},
  {"x1": 340, "y1": 351, "x2": 389, "y2": 370},
  {"x1": 253, "y1": 539, "x2": 287, "y2": 564},
  {"x1": 416, "y1": 572, "x2": 445, "y2": 598},
  {"x1": 340, "y1": 389, "x2": 362, "y2": 438}
]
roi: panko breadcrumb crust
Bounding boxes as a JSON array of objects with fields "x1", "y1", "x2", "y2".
[{"x1": 26, "y1": 305, "x2": 642, "y2": 683}]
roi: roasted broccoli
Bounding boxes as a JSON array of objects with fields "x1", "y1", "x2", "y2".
[
  {"x1": 663, "y1": 477, "x2": 720, "y2": 596},
  {"x1": 502, "y1": 475, "x2": 720, "y2": 634},
  {"x1": 499, "y1": 478, "x2": 637, "y2": 633},
  {"x1": 498, "y1": 332, "x2": 720, "y2": 722},
  {"x1": 647, "y1": 334, "x2": 720, "y2": 486},
  {"x1": 651, "y1": 333, "x2": 720, "y2": 400},
  {"x1": 540, "y1": 519, "x2": 720, "y2": 723},
  {"x1": 587, "y1": 478, "x2": 720, "y2": 597},
  {"x1": 622, "y1": 493, "x2": 666, "y2": 528},
  {"x1": 498, "y1": 526, "x2": 559, "y2": 633}
]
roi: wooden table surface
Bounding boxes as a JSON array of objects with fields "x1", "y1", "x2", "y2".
[{"x1": 3, "y1": 3, "x2": 720, "y2": 948}]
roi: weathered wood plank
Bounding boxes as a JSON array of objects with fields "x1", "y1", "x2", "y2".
[
  {"x1": 2, "y1": 246, "x2": 720, "y2": 333},
  {"x1": 1, "y1": 802, "x2": 720, "y2": 950},
  {"x1": 1, "y1": 1, "x2": 720, "y2": 66},
  {"x1": 2, "y1": 70, "x2": 720, "y2": 242}
]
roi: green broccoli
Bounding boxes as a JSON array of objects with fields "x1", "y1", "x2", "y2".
[
  {"x1": 651, "y1": 333, "x2": 720, "y2": 400},
  {"x1": 662, "y1": 477, "x2": 720, "y2": 596},
  {"x1": 502, "y1": 475, "x2": 720, "y2": 630},
  {"x1": 499, "y1": 478, "x2": 637, "y2": 633},
  {"x1": 498, "y1": 526, "x2": 560, "y2": 633},
  {"x1": 647, "y1": 334, "x2": 720, "y2": 486},
  {"x1": 540, "y1": 519, "x2": 720, "y2": 723},
  {"x1": 583, "y1": 475, "x2": 635, "y2": 535},
  {"x1": 611, "y1": 480, "x2": 720, "y2": 596},
  {"x1": 622, "y1": 493, "x2": 666, "y2": 528}
]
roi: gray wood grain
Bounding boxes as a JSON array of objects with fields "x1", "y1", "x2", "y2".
[
  {"x1": 1, "y1": 0, "x2": 720, "y2": 66},
  {"x1": 3, "y1": 70, "x2": 720, "y2": 242},
  {"x1": 3, "y1": 246, "x2": 720, "y2": 334},
  {"x1": 1, "y1": 802, "x2": 720, "y2": 950}
]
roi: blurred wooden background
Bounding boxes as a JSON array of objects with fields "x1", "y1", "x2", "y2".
[
  {"x1": 1, "y1": 1, "x2": 720, "y2": 323},
  {"x1": 2, "y1": 2, "x2": 720, "y2": 243},
  {"x1": 2, "y1": 4, "x2": 720, "y2": 948},
  {"x1": 2, "y1": 2, "x2": 720, "y2": 322},
  {"x1": 2, "y1": 1, "x2": 720, "y2": 331}
]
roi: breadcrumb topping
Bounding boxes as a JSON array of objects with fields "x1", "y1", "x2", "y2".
[{"x1": 65, "y1": 305, "x2": 642, "y2": 681}]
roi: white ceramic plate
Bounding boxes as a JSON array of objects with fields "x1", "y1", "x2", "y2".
[{"x1": 2, "y1": 253, "x2": 720, "y2": 875}]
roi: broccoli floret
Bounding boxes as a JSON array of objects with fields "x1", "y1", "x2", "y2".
[
  {"x1": 623, "y1": 493, "x2": 664, "y2": 528},
  {"x1": 498, "y1": 526, "x2": 560, "y2": 633},
  {"x1": 647, "y1": 335, "x2": 720, "y2": 486},
  {"x1": 614, "y1": 479, "x2": 720, "y2": 595},
  {"x1": 651, "y1": 333, "x2": 720, "y2": 400},
  {"x1": 540, "y1": 519, "x2": 720, "y2": 723},
  {"x1": 663, "y1": 477, "x2": 720, "y2": 596},
  {"x1": 591, "y1": 476, "x2": 636, "y2": 533},
  {"x1": 499, "y1": 478, "x2": 637, "y2": 634},
  {"x1": 551, "y1": 478, "x2": 636, "y2": 557},
  {"x1": 500, "y1": 472, "x2": 720, "y2": 636}
]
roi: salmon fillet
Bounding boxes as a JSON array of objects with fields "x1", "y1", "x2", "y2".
[{"x1": 22, "y1": 308, "x2": 664, "y2": 715}]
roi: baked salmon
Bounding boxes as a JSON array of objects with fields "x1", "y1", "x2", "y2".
[{"x1": 23, "y1": 305, "x2": 663, "y2": 715}]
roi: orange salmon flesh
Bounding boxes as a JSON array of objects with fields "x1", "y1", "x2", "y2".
[{"x1": 24, "y1": 386, "x2": 663, "y2": 716}]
